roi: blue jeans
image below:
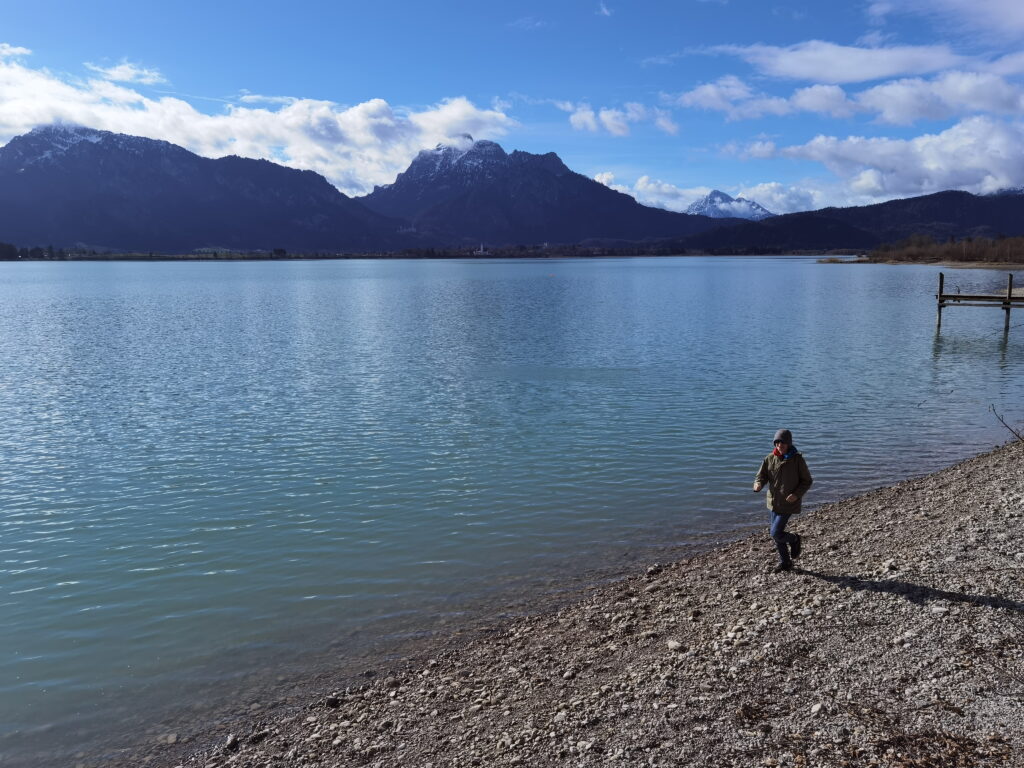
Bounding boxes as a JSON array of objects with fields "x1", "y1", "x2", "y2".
[{"x1": 770, "y1": 512, "x2": 797, "y2": 564}]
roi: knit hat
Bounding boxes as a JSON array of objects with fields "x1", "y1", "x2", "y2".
[{"x1": 773, "y1": 429, "x2": 793, "y2": 444}]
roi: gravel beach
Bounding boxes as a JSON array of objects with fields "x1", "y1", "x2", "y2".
[{"x1": 117, "y1": 439, "x2": 1024, "y2": 767}]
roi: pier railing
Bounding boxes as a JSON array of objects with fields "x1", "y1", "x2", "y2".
[{"x1": 936, "y1": 272, "x2": 1022, "y2": 330}]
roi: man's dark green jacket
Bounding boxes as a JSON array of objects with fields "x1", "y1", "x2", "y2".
[{"x1": 755, "y1": 450, "x2": 813, "y2": 514}]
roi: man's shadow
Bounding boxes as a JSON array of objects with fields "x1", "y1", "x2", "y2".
[{"x1": 797, "y1": 569, "x2": 1024, "y2": 613}]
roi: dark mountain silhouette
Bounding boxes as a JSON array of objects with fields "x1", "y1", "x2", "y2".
[
  {"x1": 3, "y1": 126, "x2": 1023, "y2": 254},
  {"x1": 682, "y1": 190, "x2": 1024, "y2": 251},
  {"x1": 360, "y1": 136, "x2": 725, "y2": 244},
  {"x1": 0, "y1": 124, "x2": 401, "y2": 251}
]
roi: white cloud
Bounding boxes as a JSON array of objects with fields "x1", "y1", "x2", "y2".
[
  {"x1": 0, "y1": 58, "x2": 515, "y2": 196},
  {"x1": 596, "y1": 103, "x2": 649, "y2": 136},
  {"x1": 594, "y1": 172, "x2": 691, "y2": 206},
  {"x1": 598, "y1": 108, "x2": 631, "y2": 136},
  {"x1": 781, "y1": 116, "x2": 1024, "y2": 196},
  {"x1": 674, "y1": 76, "x2": 791, "y2": 120},
  {"x1": 674, "y1": 69, "x2": 1024, "y2": 124},
  {"x1": 855, "y1": 30, "x2": 891, "y2": 47},
  {"x1": 732, "y1": 96, "x2": 793, "y2": 119},
  {"x1": 989, "y1": 52, "x2": 1024, "y2": 76},
  {"x1": 856, "y1": 71, "x2": 1024, "y2": 124},
  {"x1": 238, "y1": 92, "x2": 299, "y2": 105},
  {"x1": 653, "y1": 109, "x2": 679, "y2": 135},
  {"x1": 735, "y1": 182, "x2": 822, "y2": 213},
  {"x1": 597, "y1": 3, "x2": 613, "y2": 16},
  {"x1": 595, "y1": 174, "x2": 820, "y2": 214},
  {"x1": 866, "y1": 2, "x2": 894, "y2": 21},
  {"x1": 85, "y1": 61, "x2": 166, "y2": 85},
  {"x1": 624, "y1": 102, "x2": 647, "y2": 121},
  {"x1": 676, "y1": 75, "x2": 752, "y2": 111},
  {"x1": 567, "y1": 103, "x2": 599, "y2": 131},
  {"x1": 595, "y1": 172, "x2": 712, "y2": 210},
  {"x1": 593, "y1": 171, "x2": 634, "y2": 195},
  {"x1": 878, "y1": 0, "x2": 1024, "y2": 38},
  {"x1": 713, "y1": 40, "x2": 963, "y2": 83},
  {"x1": 598, "y1": 117, "x2": 1024, "y2": 211},
  {"x1": 632, "y1": 176, "x2": 711, "y2": 210},
  {"x1": 561, "y1": 99, "x2": 674, "y2": 135},
  {"x1": 790, "y1": 84, "x2": 858, "y2": 118},
  {"x1": 932, "y1": 0, "x2": 1024, "y2": 34},
  {"x1": 740, "y1": 140, "x2": 777, "y2": 158},
  {"x1": 0, "y1": 43, "x2": 31, "y2": 58}
]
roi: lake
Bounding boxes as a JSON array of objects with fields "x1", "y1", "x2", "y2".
[{"x1": 1, "y1": 256, "x2": 1022, "y2": 764}]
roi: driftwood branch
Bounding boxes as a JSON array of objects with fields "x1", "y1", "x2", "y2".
[{"x1": 990, "y1": 405, "x2": 1024, "y2": 442}]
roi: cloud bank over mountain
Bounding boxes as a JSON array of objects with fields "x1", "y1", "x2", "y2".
[{"x1": 0, "y1": 49, "x2": 513, "y2": 197}]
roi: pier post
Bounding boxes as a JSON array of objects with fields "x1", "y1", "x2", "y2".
[
  {"x1": 1006, "y1": 273, "x2": 1014, "y2": 333},
  {"x1": 936, "y1": 272, "x2": 944, "y2": 329}
]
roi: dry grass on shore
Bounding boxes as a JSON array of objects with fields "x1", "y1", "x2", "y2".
[{"x1": 870, "y1": 235, "x2": 1024, "y2": 265}]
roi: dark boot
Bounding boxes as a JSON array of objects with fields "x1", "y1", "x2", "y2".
[{"x1": 790, "y1": 533, "x2": 802, "y2": 561}]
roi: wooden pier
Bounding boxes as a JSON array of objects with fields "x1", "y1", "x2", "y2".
[{"x1": 936, "y1": 272, "x2": 1023, "y2": 331}]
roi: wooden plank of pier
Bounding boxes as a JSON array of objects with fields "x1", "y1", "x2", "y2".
[{"x1": 936, "y1": 272, "x2": 1022, "y2": 330}]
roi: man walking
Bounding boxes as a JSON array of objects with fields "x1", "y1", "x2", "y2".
[{"x1": 753, "y1": 429, "x2": 813, "y2": 572}]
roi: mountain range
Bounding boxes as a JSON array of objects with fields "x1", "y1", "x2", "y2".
[
  {"x1": 0, "y1": 126, "x2": 723, "y2": 252},
  {"x1": 1, "y1": 124, "x2": 1022, "y2": 254},
  {"x1": 359, "y1": 138, "x2": 723, "y2": 244},
  {"x1": 680, "y1": 189, "x2": 1024, "y2": 252},
  {"x1": 0, "y1": 125, "x2": 400, "y2": 252}
]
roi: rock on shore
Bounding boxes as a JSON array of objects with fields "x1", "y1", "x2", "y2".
[{"x1": 138, "y1": 441, "x2": 1024, "y2": 767}]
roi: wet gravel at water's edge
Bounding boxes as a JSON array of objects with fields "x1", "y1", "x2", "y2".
[{"x1": 106, "y1": 441, "x2": 1024, "y2": 767}]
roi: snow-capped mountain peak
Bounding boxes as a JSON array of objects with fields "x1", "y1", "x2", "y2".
[
  {"x1": 0, "y1": 123, "x2": 191, "y2": 174},
  {"x1": 686, "y1": 189, "x2": 775, "y2": 220},
  {"x1": 8, "y1": 124, "x2": 107, "y2": 165},
  {"x1": 371, "y1": 136, "x2": 509, "y2": 197},
  {"x1": 30, "y1": 123, "x2": 104, "y2": 147},
  {"x1": 415, "y1": 136, "x2": 506, "y2": 172}
]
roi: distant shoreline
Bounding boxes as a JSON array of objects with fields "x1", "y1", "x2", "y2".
[
  {"x1": 0, "y1": 248, "x2": 862, "y2": 262},
  {"x1": 821, "y1": 256, "x2": 1024, "y2": 270}
]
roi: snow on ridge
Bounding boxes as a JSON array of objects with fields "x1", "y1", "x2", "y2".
[
  {"x1": 28, "y1": 123, "x2": 105, "y2": 157},
  {"x1": 686, "y1": 189, "x2": 775, "y2": 220},
  {"x1": 410, "y1": 135, "x2": 507, "y2": 178}
]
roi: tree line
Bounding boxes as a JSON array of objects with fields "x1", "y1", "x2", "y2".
[
  {"x1": 0, "y1": 238, "x2": 874, "y2": 261},
  {"x1": 870, "y1": 234, "x2": 1024, "y2": 264}
]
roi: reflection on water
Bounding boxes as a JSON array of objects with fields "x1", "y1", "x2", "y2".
[
  {"x1": 932, "y1": 314, "x2": 1023, "y2": 374},
  {"x1": 0, "y1": 257, "x2": 1022, "y2": 765}
]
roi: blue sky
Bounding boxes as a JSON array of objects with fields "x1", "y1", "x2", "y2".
[{"x1": 3, "y1": 0, "x2": 1024, "y2": 212}]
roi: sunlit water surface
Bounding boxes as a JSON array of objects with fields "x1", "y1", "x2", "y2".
[{"x1": 1, "y1": 257, "x2": 1022, "y2": 764}]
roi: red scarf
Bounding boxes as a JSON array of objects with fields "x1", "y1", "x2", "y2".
[{"x1": 773, "y1": 446, "x2": 786, "y2": 458}]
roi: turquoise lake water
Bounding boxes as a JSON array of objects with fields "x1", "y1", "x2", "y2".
[{"x1": 1, "y1": 257, "x2": 1023, "y2": 764}]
